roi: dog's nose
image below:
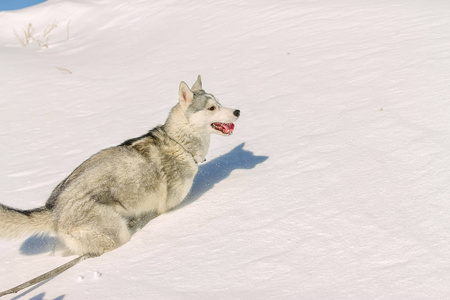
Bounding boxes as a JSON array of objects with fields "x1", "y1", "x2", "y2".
[{"x1": 233, "y1": 110, "x2": 240, "y2": 117}]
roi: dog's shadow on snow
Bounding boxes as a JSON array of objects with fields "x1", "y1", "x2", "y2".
[
  {"x1": 20, "y1": 235, "x2": 60, "y2": 256},
  {"x1": 20, "y1": 143, "x2": 268, "y2": 255},
  {"x1": 179, "y1": 142, "x2": 268, "y2": 208}
]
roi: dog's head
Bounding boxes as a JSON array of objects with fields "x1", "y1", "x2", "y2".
[{"x1": 178, "y1": 75, "x2": 240, "y2": 135}]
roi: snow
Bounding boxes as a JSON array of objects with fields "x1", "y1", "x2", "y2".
[{"x1": 1, "y1": 0, "x2": 450, "y2": 298}]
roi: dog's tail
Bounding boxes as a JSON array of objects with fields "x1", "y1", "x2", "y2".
[{"x1": 0, "y1": 203, "x2": 54, "y2": 238}]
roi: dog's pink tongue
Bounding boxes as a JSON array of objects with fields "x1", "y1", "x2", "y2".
[
  {"x1": 213, "y1": 122, "x2": 235, "y2": 134},
  {"x1": 224, "y1": 123, "x2": 235, "y2": 134}
]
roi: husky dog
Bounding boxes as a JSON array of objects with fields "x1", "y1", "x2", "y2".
[{"x1": 0, "y1": 75, "x2": 240, "y2": 257}]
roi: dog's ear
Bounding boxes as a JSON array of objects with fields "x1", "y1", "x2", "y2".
[
  {"x1": 191, "y1": 75, "x2": 202, "y2": 91},
  {"x1": 179, "y1": 81, "x2": 193, "y2": 109}
]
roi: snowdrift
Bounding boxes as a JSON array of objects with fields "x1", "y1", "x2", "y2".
[{"x1": 1, "y1": 0, "x2": 450, "y2": 298}]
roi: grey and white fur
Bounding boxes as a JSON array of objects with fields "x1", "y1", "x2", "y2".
[{"x1": 0, "y1": 75, "x2": 240, "y2": 257}]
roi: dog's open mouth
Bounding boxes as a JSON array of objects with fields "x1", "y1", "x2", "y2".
[{"x1": 211, "y1": 122, "x2": 235, "y2": 134}]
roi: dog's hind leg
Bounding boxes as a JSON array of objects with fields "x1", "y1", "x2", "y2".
[
  {"x1": 127, "y1": 212, "x2": 158, "y2": 234},
  {"x1": 58, "y1": 205, "x2": 131, "y2": 256}
]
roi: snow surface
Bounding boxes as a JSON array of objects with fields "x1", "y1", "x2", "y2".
[{"x1": 1, "y1": 0, "x2": 450, "y2": 298}]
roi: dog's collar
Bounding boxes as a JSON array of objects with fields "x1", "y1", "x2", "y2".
[{"x1": 164, "y1": 133, "x2": 201, "y2": 165}]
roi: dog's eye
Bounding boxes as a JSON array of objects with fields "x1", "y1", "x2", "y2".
[{"x1": 208, "y1": 106, "x2": 216, "y2": 111}]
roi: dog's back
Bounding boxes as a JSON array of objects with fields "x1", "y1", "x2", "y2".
[{"x1": 0, "y1": 125, "x2": 199, "y2": 255}]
